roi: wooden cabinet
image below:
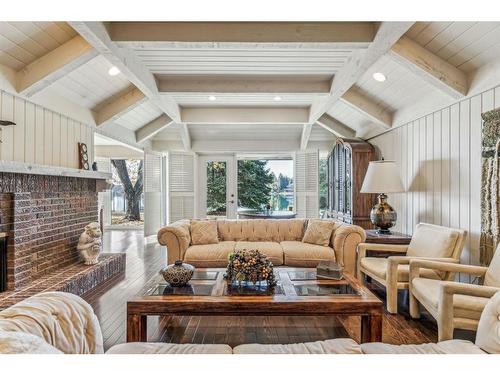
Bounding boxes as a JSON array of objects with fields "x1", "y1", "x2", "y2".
[{"x1": 327, "y1": 138, "x2": 375, "y2": 229}]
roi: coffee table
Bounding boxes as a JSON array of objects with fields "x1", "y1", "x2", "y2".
[{"x1": 127, "y1": 267, "x2": 383, "y2": 343}]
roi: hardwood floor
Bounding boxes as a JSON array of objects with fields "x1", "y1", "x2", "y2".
[{"x1": 84, "y1": 230, "x2": 473, "y2": 351}]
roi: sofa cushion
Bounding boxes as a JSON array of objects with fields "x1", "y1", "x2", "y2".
[
  {"x1": 302, "y1": 219, "x2": 336, "y2": 247},
  {"x1": 360, "y1": 340, "x2": 484, "y2": 354},
  {"x1": 0, "y1": 331, "x2": 63, "y2": 354},
  {"x1": 217, "y1": 219, "x2": 306, "y2": 242},
  {"x1": 184, "y1": 241, "x2": 236, "y2": 267},
  {"x1": 281, "y1": 241, "x2": 335, "y2": 267},
  {"x1": 107, "y1": 342, "x2": 233, "y2": 354},
  {"x1": 190, "y1": 219, "x2": 219, "y2": 245},
  {"x1": 360, "y1": 257, "x2": 441, "y2": 282},
  {"x1": 406, "y1": 223, "x2": 460, "y2": 258},
  {"x1": 234, "y1": 241, "x2": 283, "y2": 265},
  {"x1": 412, "y1": 277, "x2": 490, "y2": 320},
  {"x1": 233, "y1": 338, "x2": 362, "y2": 354}
]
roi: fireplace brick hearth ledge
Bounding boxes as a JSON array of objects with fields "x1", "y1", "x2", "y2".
[{"x1": 0, "y1": 161, "x2": 123, "y2": 304}]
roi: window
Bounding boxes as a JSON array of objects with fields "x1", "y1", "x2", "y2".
[
  {"x1": 237, "y1": 159, "x2": 294, "y2": 214},
  {"x1": 319, "y1": 157, "x2": 328, "y2": 212}
]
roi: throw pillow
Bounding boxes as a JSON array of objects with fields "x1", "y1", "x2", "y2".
[
  {"x1": 191, "y1": 219, "x2": 219, "y2": 245},
  {"x1": 302, "y1": 219, "x2": 336, "y2": 247}
]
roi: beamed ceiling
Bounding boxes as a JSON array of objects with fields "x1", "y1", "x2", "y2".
[{"x1": 1, "y1": 21, "x2": 500, "y2": 152}]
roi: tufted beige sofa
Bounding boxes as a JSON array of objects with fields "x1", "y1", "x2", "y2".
[
  {"x1": 1, "y1": 291, "x2": 500, "y2": 354},
  {"x1": 157, "y1": 219, "x2": 366, "y2": 275}
]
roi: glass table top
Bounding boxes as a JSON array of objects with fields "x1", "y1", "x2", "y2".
[{"x1": 145, "y1": 268, "x2": 360, "y2": 297}]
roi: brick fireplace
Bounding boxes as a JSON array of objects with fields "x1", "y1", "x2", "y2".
[
  {"x1": 0, "y1": 173, "x2": 100, "y2": 289},
  {"x1": 0, "y1": 165, "x2": 124, "y2": 302}
]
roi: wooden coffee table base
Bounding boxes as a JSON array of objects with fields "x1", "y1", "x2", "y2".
[
  {"x1": 126, "y1": 268, "x2": 383, "y2": 344},
  {"x1": 127, "y1": 310, "x2": 383, "y2": 344}
]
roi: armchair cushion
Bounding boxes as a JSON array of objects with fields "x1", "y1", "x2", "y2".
[
  {"x1": 475, "y1": 291, "x2": 500, "y2": 353},
  {"x1": 281, "y1": 241, "x2": 335, "y2": 267},
  {"x1": 360, "y1": 340, "x2": 484, "y2": 354},
  {"x1": 484, "y1": 244, "x2": 500, "y2": 287},
  {"x1": 412, "y1": 278, "x2": 490, "y2": 320},
  {"x1": 360, "y1": 257, "x2": 440, "y2": 282},
  {"x1": 302, "y1": 219, "x2": 337, "y2": 247},
  {"x1": 407, "y1": 223, "x2": 460, "y2": 258},
  {"x1": 190, "y1": 219, "x2": 219, "y2": 245},
  {"x1": 235, "y1": 241, "x2": 283, "y2": 265},
  {"x1": 183, "y1": 241, "x2": 236, "y2": 267}
]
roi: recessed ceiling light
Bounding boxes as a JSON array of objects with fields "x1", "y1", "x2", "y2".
[
  {"x1": 372, "y1": 72, "x2": 386, "y2": 82},
  {"x1": 108, "y1": 66, "x2": 121, "y2": 76},
  {"x1": 208, "y1": 95, "x2": 216, "y2": 101},
  {"x1": 274, "y1": 96, "x2": 282, "y2": 101}
]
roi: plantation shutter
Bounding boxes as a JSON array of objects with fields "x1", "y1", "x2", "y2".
[
  {"x1": 144, "y1": 151, "x2": 163, "y2": 236},
  {"x1": 96, "y1": 157, "x2": 112, "y2": 227},
  {"x1": 168, "y1": 151, "x2": 195, "y2": 223},
  {"x1": 295, "y1": 150, "x2": 319, "y2": 218}
]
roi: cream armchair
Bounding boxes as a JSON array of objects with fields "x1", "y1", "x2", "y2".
[
  {"x1": 409, "y1": 243, "x2": 500, "y2": 341},
  {"x1": 357, "y1": 223, "x2": 466, "y2": 314}
]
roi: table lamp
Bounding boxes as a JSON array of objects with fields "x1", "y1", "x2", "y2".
[{"x1": 360, "y1": 160, "x2": 405, "y2": 234}]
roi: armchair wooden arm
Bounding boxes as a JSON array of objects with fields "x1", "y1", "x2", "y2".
[
  {"x1": 409, "y1": 260, "x2": 488, "y2": 284},
  {"x1": 437, "y1": 282, "x2": 500, "y2": 341}
]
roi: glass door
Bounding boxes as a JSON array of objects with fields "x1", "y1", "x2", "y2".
[{"x1": 197, "y1": 155, "x2": 237, "y2": 219}]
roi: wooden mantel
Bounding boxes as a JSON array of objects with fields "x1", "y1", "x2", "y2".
[{"x1": 0, "y1": 160, "x2": 112, "y2": 180}]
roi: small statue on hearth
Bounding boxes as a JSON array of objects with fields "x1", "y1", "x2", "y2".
[{"x1": 77, "y1": 222, "x2": 102, "y2": 265}]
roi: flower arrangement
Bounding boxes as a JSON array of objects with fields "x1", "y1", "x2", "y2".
[{"x1": 224, "y1": 249, "x2": 277, "y2": 287}]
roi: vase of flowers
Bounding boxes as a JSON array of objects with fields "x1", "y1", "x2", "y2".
[{"x1": 224, "y1": 249, "x2": 277, "y2": 288}]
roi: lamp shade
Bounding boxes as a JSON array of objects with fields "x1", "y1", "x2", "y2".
[{"x1": 360, "y1": 160, "x2": 405, "y2": 193}]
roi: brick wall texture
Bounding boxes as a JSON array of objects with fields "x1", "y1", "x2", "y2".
[{"x1": 0, "y1": 173, "x2": 98, "y2": 289}]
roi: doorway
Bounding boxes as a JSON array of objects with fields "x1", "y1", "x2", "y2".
[{"x1": 197, "y1": 155, "x2": 237, "y2": 219}]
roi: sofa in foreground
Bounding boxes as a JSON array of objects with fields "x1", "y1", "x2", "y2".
[
  {"x1": 1, "y1": 291, "x2": 499, "y2": 354},
  {"x1": 157, "y1": 219, "x2": 366, "y2": 275}
]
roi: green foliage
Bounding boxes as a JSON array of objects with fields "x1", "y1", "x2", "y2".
[
  {"x1": 206, "y1": 161, "x2": 227, "y2": 214},
  {"x1": 319, "y1": 158, "x2": 328, "y2": 209},
  {"x1": 206, "y1": 160, "x2": 294, "y2": 214},
  {"x1": 237, "y1": 160, "x2": 274, "y2": 210}
]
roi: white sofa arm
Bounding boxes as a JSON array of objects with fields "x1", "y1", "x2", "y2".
[{"x1": 0, "y1": 291, "x2": 103, "y2": 354}]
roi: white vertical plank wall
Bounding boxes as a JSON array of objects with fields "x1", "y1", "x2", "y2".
[
  {"x1": 369, "y1": 85, "x2": 499, "y2": 277},
  {"x1": 0, "y1": 89, "x2": 94, "y2": 169}
]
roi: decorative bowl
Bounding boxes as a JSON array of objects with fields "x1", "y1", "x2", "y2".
[{"x1": 160, "y1": 260, "x2": 195, "y2": 287}]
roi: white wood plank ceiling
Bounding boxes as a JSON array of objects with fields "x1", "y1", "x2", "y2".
[
  {"x1": 1, "y1": 21, "x2": 500, "y2": 152},
  {"x1": 0, "y1": 22, "x2": 76, "y2": 70},
  {"x1": 133, "y1": 47, "x2": 355, "y2": 75}
]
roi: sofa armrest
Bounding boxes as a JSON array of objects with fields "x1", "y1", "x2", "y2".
[
  {"x1": 0, "y1": 291, "x2": 103, "y2": 354},
  {"x1": 332, "y1": 223, "x2": 366, "y2": 275},
  {"x1": 157, "y1": 219, "x2": 191, "y2": 264}
]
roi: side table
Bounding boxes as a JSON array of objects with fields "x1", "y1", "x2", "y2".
[{"x1": 365, "y1": 229, "x2": 412, "y2": 245}]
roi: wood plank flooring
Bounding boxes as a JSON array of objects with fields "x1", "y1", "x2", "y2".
[{"x1": 84, "y1": 230, "x2": 473, "y2": 352}]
